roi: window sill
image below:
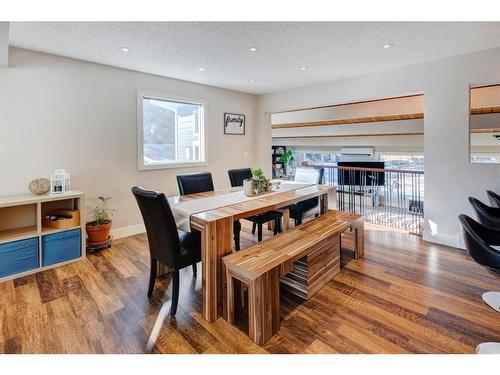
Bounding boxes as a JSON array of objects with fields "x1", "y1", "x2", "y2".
[{"x1": 138, "y1": 161, "x2": 208, "y2": 171}]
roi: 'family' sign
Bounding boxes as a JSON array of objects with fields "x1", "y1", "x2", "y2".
[{"x1": 224, "y1": 113, "x2": 245, "y2": 135}]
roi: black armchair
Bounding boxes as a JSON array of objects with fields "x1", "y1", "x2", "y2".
[
  {"x1": 459, "y1": 214, "x2": 500, "y2": 353},
  {"x1": 177, "y1": 172, "x2": 242, "y2": 250},
  {"x1": 132, "y1": 186, "x2": 201, "y2": 316},
  {"x1": 469, "y1": 197, "x2": 500, "y2": 228},
  {"x1": 487, "y1": 190, "x2": 500, "y2": 208},
  {"x1": 459, "y1": 214, "x2": 500, "y2": 275},
  {"x1": 289, "y1": 167, "x2": 325, "y2": 226},
  {"x1": 227, "y1": 168, "x2": 283, "y2": 242}
]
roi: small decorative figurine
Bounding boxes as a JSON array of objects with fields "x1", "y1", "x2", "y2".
[{"x1": 28, "y1": 178, "x2": 51, "y2": 195}]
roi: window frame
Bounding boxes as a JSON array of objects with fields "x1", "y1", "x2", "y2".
[{"x1": 137, "y1": 90, "x2": 208, "y2": 170}]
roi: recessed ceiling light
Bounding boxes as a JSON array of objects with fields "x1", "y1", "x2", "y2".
[
  {"x1": 383, "y1": 43, "x2": 394, "y2": 49},
  {"x1": 249, "y1": 80, "x2": 256, "y2": 83},
  {"x1": 119, "y1": 47, "x2": 129, "y2": 53},
  {"x1": 249, "y1": 47, "x2": 258, "y2": 52},
  {"x1": 300, "y1": 66, "x2": 309, "y2": 71},
  {"x1": 198, "y1": 67, "x2": 206, "y2": 71}
]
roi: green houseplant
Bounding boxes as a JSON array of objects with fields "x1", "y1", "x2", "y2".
[
  {"x1": 86, "y1": 196, "x2": 115, "y2": 245},
  {"x1": 251, "y1": 167, "x2": 272, "y2": 194},
  {"x1": 279, "y1": 150, "x2": 294, "y2": 176}
]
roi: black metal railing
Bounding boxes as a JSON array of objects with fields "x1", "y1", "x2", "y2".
[{"x1": 311, "y1": 164, "x2": 424, "y2": 234}]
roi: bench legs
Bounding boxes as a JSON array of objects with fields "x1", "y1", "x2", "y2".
[
  {"x1": 226, "y1": 267, "x2": 281, "y2": 345},
  {"x1": 352, "y1": 220, "x2": 365, "y2": 259},
  {"x1": 248, "y1": 267, "x2": 281, "y2": 345}
]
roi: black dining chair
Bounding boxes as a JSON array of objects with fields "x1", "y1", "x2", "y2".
[
  {"x1": 132, "y1": 186, "x2": 201, "y2": 317},
  {"x1": 227, "y1": 168, "x2": 253, "y2": 188},
  {"x1": 289, "y1": 167, "x2": 325, "y2": 226},
  {"x1": 469, "y1": 197, "x2": 500, "y2": 228},
  {"x1": 177, "y1": 171, "x2": 242, "y2": 250},
  {"x1": 487, "y1": 190, "x2": 500, "y2": 208},
  {"x1": 227, "y1": 168, "x2": 283, "y2": 242}
]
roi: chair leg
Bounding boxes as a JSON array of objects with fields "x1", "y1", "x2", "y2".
[
  {"x1": 234, "y1": 232, "x2": 241, "y2": 251},
  {"x1": 258, "y1": 223, "x2": 263, "y2": 242},
  {"x1": 147, "y1": 258, "x2": 157, "y2": 297},
  {"x1": 192, "y1": 262, "x2": 197, "y2": 275},
  {"x1": 273, "y1": 218, "x2": 279, "y2": 235},
  {"x1": 170, "y1": 270, "x2": 180, "y2": 316},
  {"x1": 252, "y1": 222, "x2": 256, "y2": 234}
]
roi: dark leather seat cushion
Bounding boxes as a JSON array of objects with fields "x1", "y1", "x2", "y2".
[
  {"x1": 247, "y1": 210, "x2": 283, "y2": 224},
  {"x1": 289, "y1": 197, "x2": 319, "y2": 220}
]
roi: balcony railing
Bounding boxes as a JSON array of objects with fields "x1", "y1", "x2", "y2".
[{"x1": 308, "y1": 164, "x2": 424, "y2": 234}]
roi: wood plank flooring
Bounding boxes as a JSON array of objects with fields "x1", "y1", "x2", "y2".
[{"x1": 1, "y1": 222, "x2": 499, "y2": 353}]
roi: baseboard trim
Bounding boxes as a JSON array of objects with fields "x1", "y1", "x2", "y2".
[
  {"x1": 111, "y1": 223, "x2": 146, "y2": 240},
  {"x1": 423, "y1": 230, "x2": 464, "y2": 249},
  {"x1": 112, "y1": 224, "x2": 466, "y2": 250}
]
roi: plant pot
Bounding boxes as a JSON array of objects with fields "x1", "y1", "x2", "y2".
[{"x1": 86, "y1": 221, "x2": 112, "y2": 245}]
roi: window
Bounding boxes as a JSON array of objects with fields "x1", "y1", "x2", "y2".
[
  {"x1": 470, "y1": 153, "x2": 500, "y2": 164},
  {"x1": 293, "y1": 151, "x2": 341, "y2": 166},
  {"x1": 138, "y1": 92, "x2": 206, "y2": 169},
  {"x1": 378, "y1": 153, "x2": 424, "y2": 171}
]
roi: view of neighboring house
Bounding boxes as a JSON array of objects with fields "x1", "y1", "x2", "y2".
[{"x1": 143, "y1": 98, "x2": 202, "y2": 165}]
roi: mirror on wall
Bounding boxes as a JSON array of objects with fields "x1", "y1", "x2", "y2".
[{"x1": 470, "y1": 84, "x2": 500, "y2": 164}]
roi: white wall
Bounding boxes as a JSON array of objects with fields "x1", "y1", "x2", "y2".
[
  {"x1": 257, "y1": 47, "x2": 500, "y2": 248},
  {"x1": 0, "y1": 22, "x2": 8, "y2": 67},
  {"x1": 0, "y1": 48, "x2": 258, "y2": 235},
  {"x1": 273, "y1": 135, "x2": 424, "y2": 153},
  {"x1": 271, "y1": 95, "x2": 423, "y2": 125},
  {"x1": 272, "y1": 119, "x2": 423, "y2": 138}
]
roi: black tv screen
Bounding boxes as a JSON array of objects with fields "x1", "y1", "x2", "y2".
[{"x1": 337, "y1": 161, "x2": 385, "y2": 186}]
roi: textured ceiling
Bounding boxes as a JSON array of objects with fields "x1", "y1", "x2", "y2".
[{"x1": 8, "y1": 22, "x2": 500, "y2": 95}]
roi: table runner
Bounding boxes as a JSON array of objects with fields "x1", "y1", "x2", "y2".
[{"x1": 169, "y1": 182, "x2": 313, "y2": 232}]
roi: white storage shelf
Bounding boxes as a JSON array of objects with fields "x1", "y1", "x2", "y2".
[{"x1": 0, "y1": 191, "x2": 85, "y2": 282}]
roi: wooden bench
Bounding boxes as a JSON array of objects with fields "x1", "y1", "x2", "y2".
[{"x1": 222, "y1": 210, "x2": 363, "y2": 345}]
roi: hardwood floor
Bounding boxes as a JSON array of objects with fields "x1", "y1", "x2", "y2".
[{"x1": 1, "y1": 222, "x2": 499, "y2": 353}]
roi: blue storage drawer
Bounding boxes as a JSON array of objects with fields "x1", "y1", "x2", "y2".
[
  {"x1": 0, "y1": 237, "x2": 39, "y2": 278},
  {"x1": 42, "y1": 229, "x2": 81, "y2": 267}
]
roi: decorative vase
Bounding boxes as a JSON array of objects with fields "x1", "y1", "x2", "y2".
[
  {"x1": 243, "y1": 179, "x2": 255, "y2": 196},
  {"x1": 28, "y1": 178, "x2": 50, "y2": 195},
  {"x1": 86, "y1": 221, "x2": 112, "y2": 245}
]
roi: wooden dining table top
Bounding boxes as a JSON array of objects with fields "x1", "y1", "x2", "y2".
[{"x1": 168, "y1": 184, "x2": 335, "y2": 227}]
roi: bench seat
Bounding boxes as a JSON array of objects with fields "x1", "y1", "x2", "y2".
[{"x1": 223, "y1": 210, "x2": 364, "y2": 345}]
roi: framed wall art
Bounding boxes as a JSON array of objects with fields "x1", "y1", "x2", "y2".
[{"x1": 224, "y1": 113, "x2": 245, "y2": 135}]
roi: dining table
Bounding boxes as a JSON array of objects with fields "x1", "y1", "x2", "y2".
[{"x1": 168, "y1": 182, "x2": 337, "y2": 322}]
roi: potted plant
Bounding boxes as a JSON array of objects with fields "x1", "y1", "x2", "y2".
[
  {"x1": 251, "y1": 167, "x2": 273, "y2": 194},
  {"x1": 279, "y1": 150, "x2": 294, "y2": 177},
  {"x1": 243, "y1": 168, "x2": 273, "y2": 196},
  {"x1": 86, "y1": 196, "x2": 115, "y2": 245}
]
